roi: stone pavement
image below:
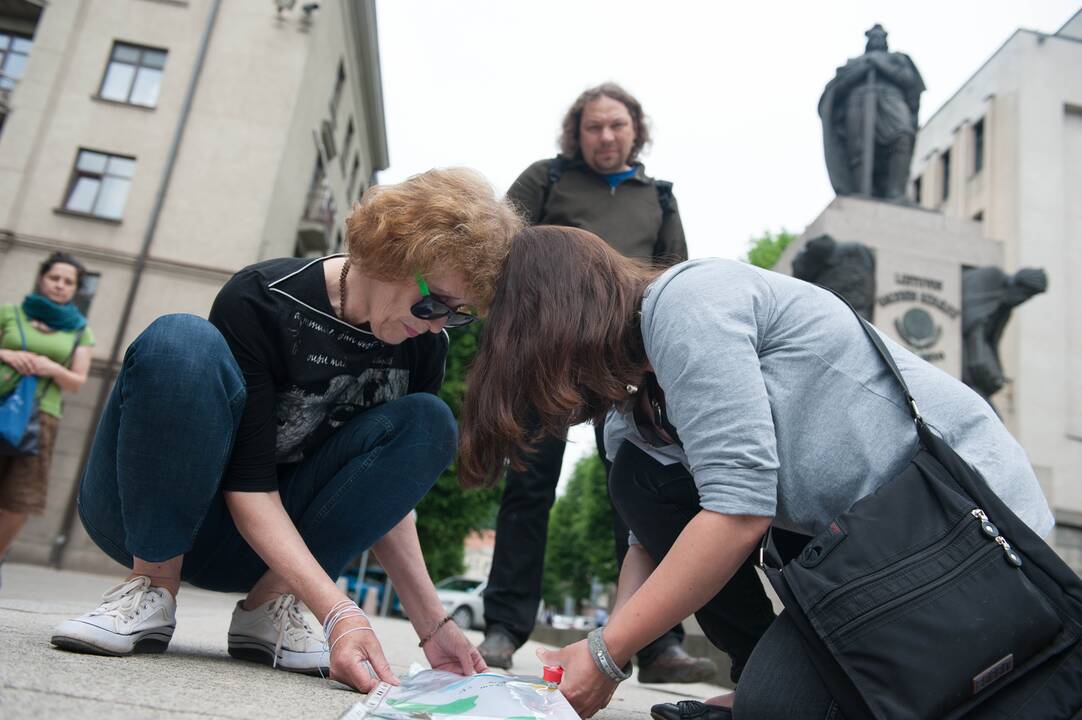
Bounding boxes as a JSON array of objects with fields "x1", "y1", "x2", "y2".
[{"x1": 0, "y1": 563, "x2": 727, "y2": 719}]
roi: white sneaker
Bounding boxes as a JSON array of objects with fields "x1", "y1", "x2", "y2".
[
  {"x1": 227, "y1": 593, "x2": 329, "y2": 675},
  {"x1": 51, "y1": 576, "x2": 176, "y2": 656}
]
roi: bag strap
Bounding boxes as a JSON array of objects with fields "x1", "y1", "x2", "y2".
[
  {"x1": 761, "y1": 286, "x2": 922, "y2": 573},
  {"x1": 63, "y1": 328, "x2": 85, "y2": 368},
  {"x1": 12, "y1": 306, "x2": 29, "y2": 352},
  {"x1": 822, "y1": 287, "x2": 925, "y2": 427}
]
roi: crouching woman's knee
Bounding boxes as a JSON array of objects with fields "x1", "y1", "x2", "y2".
[
  {"x1": 393, "y1": 392, "x2": 458, "y2": 481},
  {"x1": 124, "y1": 314, "x2": 244, "y2": 405}
]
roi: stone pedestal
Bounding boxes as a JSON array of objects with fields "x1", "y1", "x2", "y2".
[{"x1": 777, "y1": 196, "x2": 1002, "y2": 378}]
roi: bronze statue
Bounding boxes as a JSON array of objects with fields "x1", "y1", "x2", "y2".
[
  {"x1": 819, "y1": 24, "x2": 925, "y2": 201},
  {"x1": 792, "y1": 234, "x2": 876, "y2": 320},
  {"x1": 962, "y1": 267, "x2": 1048, "y2": 403}
]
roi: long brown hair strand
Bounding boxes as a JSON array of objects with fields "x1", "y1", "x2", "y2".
[{"x1": 458, "y1": 226, "x2": 663, "y2": 488}]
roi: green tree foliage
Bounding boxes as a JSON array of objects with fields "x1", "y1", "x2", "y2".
[
  {"x1": 745, "y1": 229, "x2": 796, "y2": 270},
  {"x1": 415, "y1": 323, "x2": 502, "y2": 581},
  {"x1": 541, "y1": 454, "x2": 618, "y2": 608}
]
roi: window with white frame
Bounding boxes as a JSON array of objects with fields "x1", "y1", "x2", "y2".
[
  {"x1": 63, "y1": 149, "x2": 136, "y2": 220},
  {"x1": 99, "y1": 42, "x2": 167, "y2": 107},
  {"x1": 0, "y1": 32, "x2": 32, "y2": 90}
]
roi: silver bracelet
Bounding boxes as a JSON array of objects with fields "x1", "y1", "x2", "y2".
[{"x1": 587, "y1": 627, "x2": 632, "y2": 683}]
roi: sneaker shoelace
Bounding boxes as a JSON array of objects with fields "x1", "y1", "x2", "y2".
[
  {"x1": 268, "y1": 593, "x2": 322, "y2": 668},
  {"x1": 90, "y1": 576, "x2": 158, "y2": 626}
]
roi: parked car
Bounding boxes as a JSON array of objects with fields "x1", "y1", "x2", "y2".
[
  {"x1": 338, "y1": 566, "x2": 403, "y2": 615},
  {"x1": 551, "y1": 614, "x2": 597, "y2": 630},
  {"x1": 435, "y1": 576, "x2": 486, "y2": 630}
]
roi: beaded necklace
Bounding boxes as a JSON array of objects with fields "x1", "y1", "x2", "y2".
[{"x1": 338, "y1": 258, "x2": 350, "y2": 320}]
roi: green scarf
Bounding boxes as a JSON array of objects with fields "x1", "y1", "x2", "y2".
[{"x1": 22, "y1": 293, "x2": 87, "y2": 331}]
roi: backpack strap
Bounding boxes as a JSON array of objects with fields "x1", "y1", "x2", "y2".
[
  {"x1": 539, "y1": 156, "x2": 569, "y2": 220},
  {"x1": 652, "y1": 179, "x2": 677, "y2": 259},
  {"x1": 655, "y1": 179, "x2": 675, "y2": 220},
  {"x1": 63, "y1": 328, "x2": 86, "y2": 368}
]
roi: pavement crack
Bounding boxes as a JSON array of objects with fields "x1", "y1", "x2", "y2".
[
  {"x1": 1, "y1": 683, "x2": 246, "y2": 718},
  {"x1": 0, "y1": 604, "x2": 60, "y2": 615}
]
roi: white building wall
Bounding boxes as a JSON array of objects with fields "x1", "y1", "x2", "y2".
[
  {"x1": 1061, "y1": 10, "x2": 1082, "y2": 39},
  {"x1": 1064, "y1": 108, "x2": 1082, "y2": 501},
  {"x1": 911, "y1": 21, "x2": 1082, "y2": 538},
  {"x1": 0, "y1": 0, "x2": 385, "y2": 571},
  {"x1": 1013, "y1": 33, "x2": 1082, "y2": 516}
]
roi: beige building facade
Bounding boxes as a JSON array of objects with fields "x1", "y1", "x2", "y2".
[
  {"x1": 909, "y1": 9, "x2": 1082, "y2": 566},
  {"x1": 0, "y1": 0, "x2": 387, "y2": 571}
]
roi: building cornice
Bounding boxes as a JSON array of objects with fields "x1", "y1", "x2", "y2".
[
  {"x1": 921, "y1": 27, "x2": 1082, "y2": 132},
  {"x1": 0, "y1": 230, "x2": 237, "y2": 282},
  {"x1": 344, "y1": 0, "x2": 389, "y2": 172}
]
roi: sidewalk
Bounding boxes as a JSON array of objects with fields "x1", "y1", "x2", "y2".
[{"x1": 0, "y1": 563, "x2": 727, "y2": 719}]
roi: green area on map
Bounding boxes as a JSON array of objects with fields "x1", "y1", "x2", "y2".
[{"x1": 386, "y1": 695, "x2": 479, "y2": 715}]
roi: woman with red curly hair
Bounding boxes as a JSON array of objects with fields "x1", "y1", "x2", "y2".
[{"x1": 51, "y1": 168, "x2": 522, "y2": 693}]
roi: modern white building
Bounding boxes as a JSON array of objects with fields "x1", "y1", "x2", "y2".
[
  {"x1": 910, "y1": 8, "x2": 1082, "y2": 568},
  {"x1": 0, "y1": 0, "x2": 388, "y2": 571}
]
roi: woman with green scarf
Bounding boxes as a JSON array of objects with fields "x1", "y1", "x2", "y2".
[{"x1": 0, "y1": 252, "x2": 94, "y2": 564}]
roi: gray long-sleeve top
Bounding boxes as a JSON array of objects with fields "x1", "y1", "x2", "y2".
[{"x1": 605, "y1": 258, "x2": 1054, "y2": 538}]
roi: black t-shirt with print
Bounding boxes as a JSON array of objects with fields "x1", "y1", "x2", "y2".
[{"x1": 208, "y1": 256, "x2": 447, "y2": 492}]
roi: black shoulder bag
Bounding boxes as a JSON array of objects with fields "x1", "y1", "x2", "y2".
[{"x1": 759, "y1": 297, "x2": 1082, "y2": 720}]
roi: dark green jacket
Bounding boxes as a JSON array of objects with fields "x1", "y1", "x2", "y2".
[{"x1": 506, "y1": 157, "x2": 688, "y2": 264}]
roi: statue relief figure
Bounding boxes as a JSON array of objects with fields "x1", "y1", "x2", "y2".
[
  {"x1": 962, "y1": 266, "x2": 1048, "y2": 404},
  {"x1": 792, "y1": 235, "x2": 876, "y2": 321},
  {"x1": 819, "y1": 24, "x2": 926, "y2": 201}
]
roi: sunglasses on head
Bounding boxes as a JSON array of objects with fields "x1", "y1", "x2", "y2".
[{"x1": 411, "y1": 273, "x2": 476, "y2": 328}]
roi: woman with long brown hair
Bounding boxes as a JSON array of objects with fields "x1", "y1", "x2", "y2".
[{"x1": 458, "y1": 226, "x2": 1053, "y2": 719}]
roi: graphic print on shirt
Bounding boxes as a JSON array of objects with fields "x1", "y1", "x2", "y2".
[
  {"x1": 276, "y1": 368, "x2": 409, "y2": 463},
  {"x1": 209, "y1": 256, "x2": 447, "y2": 491}
]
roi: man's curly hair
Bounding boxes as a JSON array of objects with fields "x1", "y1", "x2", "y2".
[{"x1": 558, "y1": 82, "x2": 651, "y2": 163}]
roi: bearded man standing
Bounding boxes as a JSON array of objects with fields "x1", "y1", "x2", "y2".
[{"x1": 478, "y1": 84, "x2": 736, "y2": 686}]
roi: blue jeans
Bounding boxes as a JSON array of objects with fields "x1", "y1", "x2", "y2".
[{"x1": 77, "y1": 314, "x2": 456, "y2": 593}]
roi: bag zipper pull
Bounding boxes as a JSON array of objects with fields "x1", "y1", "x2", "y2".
[
  {"x1": 972, "y1": 508, "x2": 999, "y2": 538},
  {"x1": 995, "y1": 535, "x2": 1023, "y2": 567}
]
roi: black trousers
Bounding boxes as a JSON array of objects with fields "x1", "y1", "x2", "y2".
[
  {"x1": 607, "y1": 440, "x2": 787, "y2": 682},
  {"x1": 482, "y1": 424, "x2": 683, "y2": 665}
]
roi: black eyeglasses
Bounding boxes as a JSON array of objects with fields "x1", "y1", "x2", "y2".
[{"x1": 411, "y1": 273, "x2": 476, "y2": 328}]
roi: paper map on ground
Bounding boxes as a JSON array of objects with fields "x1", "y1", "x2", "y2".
[{"x1": 339, "y1": 666, "x2": 579, "y2": 720}]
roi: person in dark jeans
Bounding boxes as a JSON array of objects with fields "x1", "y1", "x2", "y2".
[
  {"x1": 49, "y1": 169, "x2": 521, "y2": 694},
  {"x1": 484, "y1": 424, "x2": 711, "y2": 680},
  {"x1": 480, "y1": 82, "x2": 713, "y2": 683},
  {"x1": 608, "y1": 443, "x2": 811, "y2": 720}
]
